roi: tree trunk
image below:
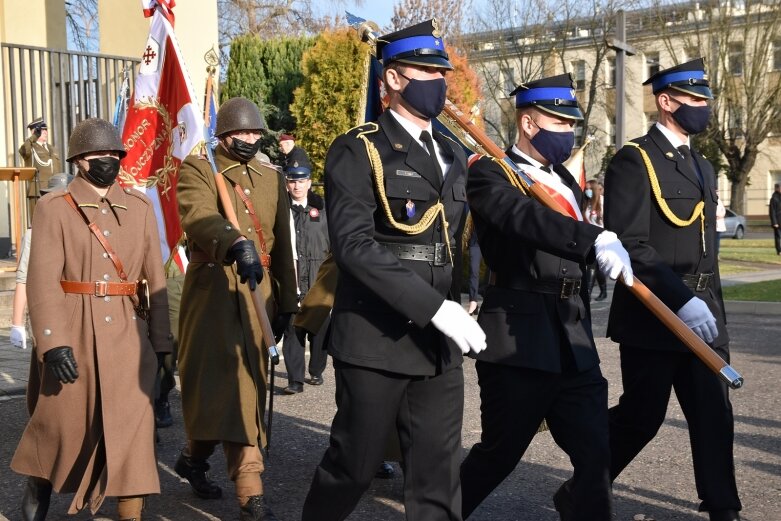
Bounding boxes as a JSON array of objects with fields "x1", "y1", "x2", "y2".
[{"x1": 729, "y1": 174, "x2": 749, "y2": 214}]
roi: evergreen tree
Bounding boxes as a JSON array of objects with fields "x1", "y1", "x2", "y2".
[{"x1": 290, "y1": 29, "x2": 368, "y2": 183}]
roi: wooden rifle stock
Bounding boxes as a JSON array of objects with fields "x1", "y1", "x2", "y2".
[{"x1": 441, "y1": 100, "x2": 743, "y2": 389}]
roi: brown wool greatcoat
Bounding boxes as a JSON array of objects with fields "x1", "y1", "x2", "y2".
[
  {"x1": 11, "y1": 176, "x2": 172, "y2": 514},
  {"x1": 177, "y1": 146, "x2": 297, "y2": 448}
]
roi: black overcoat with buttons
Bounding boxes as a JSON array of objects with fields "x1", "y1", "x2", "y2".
[
  {"x1": 325, "y1": 110, "x2": 467, "y2": 376},
  {"x1": 467, "y1": 149, "x2": 603, "y2": 373},
  {"x1": 12, "y1": 175, "x2": 172, "y2": 513},
  {"x1": 604, "y1": 125, "x2": 728, "y2": 351},
  {"x1": 176, "y1": 145, "x2": 298, "y2": 448}
]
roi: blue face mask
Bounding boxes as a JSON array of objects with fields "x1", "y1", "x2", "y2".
[
  {"x1": 585, "y1": 188, "x2": 594, "y2": 198},
  {"x1": 399, "y1": 72, "x2": 447, "y2": 119},
  {"x1": 670, "y1": 97, "x2": 711, "y2": 135},
  {"x1": 529, "y1": 121, "x2": 575, "y2": 166}
]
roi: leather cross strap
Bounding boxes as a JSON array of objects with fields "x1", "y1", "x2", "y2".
[
  {"x1": 60, "y1": 280, "x2": 138, "y2": 296},
  {"x1": 63, "y1": 192, "x2": 128, "y2": 281},
  {"x1": 232, "y1": 182, "x2": 272, "y2": 267}
]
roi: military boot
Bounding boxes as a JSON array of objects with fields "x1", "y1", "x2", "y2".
[
  {"x1": 21, "y1": 476, "x2": 52, "y2": 521},
  {"x1": 117, "y1": 496, "x2": 144, "y2": 521},
  {"x1": 552, "y1": 478, "x2": 574, "y2": 521},
  {"x1": 174, "y1": 452, "x2": 222, "y2": 499},
  {"x1": 240, "y1": 496, "x2": 278, "y2": 521}
]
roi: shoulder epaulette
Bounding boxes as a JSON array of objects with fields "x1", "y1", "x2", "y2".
[
  {"x1": 122, "y1": 186, "x2": 152, "y2": 205},
  {"x1": 346, "y1": 121, "x2": 379, "y2": 137}
]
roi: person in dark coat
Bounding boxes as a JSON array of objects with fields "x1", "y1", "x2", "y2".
[
  {"x1": 770, "y1": 183, "x2": 781, "y2": 254},
  {"x1": 459, "y1": 73, "x2": 634, "y2": 521},
  {"x1": 280, "y1": 155, "x2": 330, "y2": 394},
  {"x1": 301, "y1": 19, "x2": 486, "y2": 521},
  {"x1": 604, "y1": 58, "x2": 742, "y2": 521}
]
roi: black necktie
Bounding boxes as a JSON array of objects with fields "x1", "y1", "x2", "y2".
[
  {"x1": 420, "y1": 130, "x2": 444, "y2": 181},
  {"x1": 678, "y1": 145, "x2": 703, "y2": 186},
  {"x1": 540, "y1": 165, "x2": 551, "y2": 173}
]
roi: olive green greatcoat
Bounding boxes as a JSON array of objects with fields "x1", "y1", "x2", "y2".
[
  {"x1": 177, "y1": 146, "x2": 297, "y2": 448},
  {"x1": 11, "y1": 176, "x2": 172, "y2": 514},
  {"x1": 19, "y1": 135, "x2": 62, "y2": 197}
]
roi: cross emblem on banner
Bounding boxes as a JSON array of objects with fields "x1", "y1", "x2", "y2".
[{"x1": 142, "y1": 46, "x2": 157, "y2": 65}]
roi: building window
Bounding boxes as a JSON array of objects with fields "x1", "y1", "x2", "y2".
[
  {"x1": 646, "y1": 52, "x2": 660, "y2": 79},
  {"x1": 574, "y1": 120, "x2": 585, "y2": 141},
  {"x1": 773, "y1": 41, "x2": 781, "y2": 71},
  {"x1": 501, "y1": 67, "x2": 515, "y2": 96},
  {"x1": 607, "y1": 116, "x2": 616, "y2": 146},
  {"x1": 572, "y1": 60, "x2": 586, "y2": 90},
  {"x1": 729, "y1": 43, "x2": 743, "y2": 75},
  {"x1": 606, "y1": 58, "x2": 616, "y2": 88}
]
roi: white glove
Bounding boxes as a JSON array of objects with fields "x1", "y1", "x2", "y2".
[
  {"x1": 594, "y1": 231, "x2": 634, "y2": 286},
  {"x1": 430, "y1": 300, "x2": 487, "y2": 355},
  {"x1": 10, "y1": 325, "x2": 27, "y2": 350},
  {"x1": 677, "y1": 296, "x2": 718, "y2": 344}
]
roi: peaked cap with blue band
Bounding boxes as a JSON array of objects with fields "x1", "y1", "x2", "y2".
[
  {"x1": 643, "y1": 58, "x2": 713, "y2": 99},
  {"x1": 284, "y1": 147, "x2": 312, "y2": 180},
  {"x1": 377, "y1": 19, "x2": 453, "y2": 70},
  {"x1": 509, "y1": 73, "x2": 584, "y2": 120}
]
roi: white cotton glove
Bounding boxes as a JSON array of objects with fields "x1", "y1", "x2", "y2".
[
  {"x1": 677, "y1": 297, "x2": 718, "y2": 344},
  {"x1": 430, "y1": 300, "x2": 487, "y2": 355},
  {"x1": 594, "y1": 231, "x2": 634, "y2": 286},
  {"x1": 10, "y1": 325, "x2": 27, "y2": 350}
]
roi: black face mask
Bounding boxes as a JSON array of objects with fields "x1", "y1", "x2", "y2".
[
  {"x1": 399, "y1": 72, "x2": 447, "y2": 119},
  {"x1": 81, "y1": 157, "x2": 120, "y2": 187},
  {"x1": 229, "y1": 137, "x2": 262, "y2": 163},
  {"x1": 670, "y1": 97, "x2": 711, "y2": 135}
]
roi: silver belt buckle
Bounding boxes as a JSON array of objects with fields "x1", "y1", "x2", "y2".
[
  {"x1": 94, "y1": 280, "x2": 108, "y2": 297},
  {"x1": 696, "y1": 273, "x2": 710, "y2": 292},
  {"x1": 433, "y1": 243, "x2": 447, "y2": 267},
  {"x1": 560, "y1": 278, "x2": 580, "y2": 299}
]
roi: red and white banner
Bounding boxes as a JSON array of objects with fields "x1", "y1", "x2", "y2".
[
  {"x1": 517, "y1": 164, "x2": 584, "y2": 221},
  {"x1": 118, "y1": 0, "x2": 202, "y2": 272}
]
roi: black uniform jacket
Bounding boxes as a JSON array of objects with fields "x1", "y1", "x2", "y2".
[
  {"x1": 324, "y1": 110, "x2": 467, "y2": 376},
  {"x1": 291, "y1": 190, "x2": 329, "y2": 295},
  {"x1": 467, "y1": 149, "x2": 603, "y2": 373},
  {"x1": 604, "y1": 125, "x2": 728, "y2": 351}
]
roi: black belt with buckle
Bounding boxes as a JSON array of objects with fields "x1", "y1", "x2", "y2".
[
  {"x1": 379, "y1": 241, "x2": 448, "y2": 267},
  {"x1": 490, "y1": 273, "x2": 582, "y2": 299},
  {"x1": 681, "y1": 272, "x2": 714, "y2": 292}
]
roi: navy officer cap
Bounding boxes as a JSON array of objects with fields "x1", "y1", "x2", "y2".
[
  {"x1": 509, "y1": 73, "x2": 584, "y2": 120},
  {"x1": 284, "y1": 148, "x2": 312, "y2": 180},
  {"x1": 377, "y1": 19, "x2": 453, "y2": 71},
  {"x1": 643, "y1": 58, "x2": 713, "y2": 99}
]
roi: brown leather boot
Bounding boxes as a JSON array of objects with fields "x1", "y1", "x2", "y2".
[{"x1": 117, "y1": 496, "x2": 144, "y2": 521}]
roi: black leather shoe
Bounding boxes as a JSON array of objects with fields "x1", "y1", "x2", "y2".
[
  {"x1": 240, "y1": 495, "x2": 279, "y2": 521},
  {"x1": 552, "y1": 479, "x2": 574, "y2": 521},
  {"x1": 594, "y1": 289, "x2": 608, "y2": 301},
  {"x1": 375, "y1": 461, "x2": 395, "y2": 479},
  {"x1": 155, "y1": 400, "x2": 173, "y2": 428},
  {"x1": 21, "y1": 476, "x2": 52, "y2": 521},
  {"x1": 709, "y1": 510, "x2": 741, "y2": 521},
  {"x1": 306, "y1": 375, "x2": 323, "y2": 386},
  {"x1": 174, "y1": 452, "x2": 222, "y2": 499},
  {"x1": 283, "y1": 382, "x2": 304, "y2": 394}
]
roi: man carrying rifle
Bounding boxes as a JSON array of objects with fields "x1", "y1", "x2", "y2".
[
  {"x1": 175, "y1": 97, "x2": 297, "y2": 521},
  {"x1": 460, "y1": 73, "x2": 633, "y2": 521},
  {"x1": 604, "y1": 59, "x2": 741, "y2": 521},
  {"x1": 301, "y1": 19, "x2": 486, "y2": 521}
]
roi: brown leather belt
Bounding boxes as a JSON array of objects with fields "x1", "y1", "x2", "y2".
[
  {"x1": 61, "y1": 280, "x2": 138, "y2": 297},
  {"x1": 680, "y1": 272, "x2": 714, "y2": 292},
  {"x1": 489, "y1": 273, "x2": 582, "y2": 299},
  {"x1": 190, "y1": 249, "x2": 270, "y2": 268}
]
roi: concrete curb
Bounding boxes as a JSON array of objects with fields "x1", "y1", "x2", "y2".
[{"x1": 724, "y1": 300, "x2": 781, "y2": 315}]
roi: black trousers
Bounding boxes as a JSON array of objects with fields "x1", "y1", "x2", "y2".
[
  {"x1": 282, "y1": 315, "x2": 329, "y2": 384},
  {"x1": 774, "y1": 226, "x2": 781, "y2": 254},
  {"x1": 609, "y1": 345, "x2": 741, "y2": 512},
  {"x1": 460, "y1": 361, "x2": 611, "y2": 520},
  {"x1": 302, "y1": 359, "x2": 464, "y2": 521}
]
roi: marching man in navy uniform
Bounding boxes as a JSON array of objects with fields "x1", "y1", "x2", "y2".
[
  {"x1": 604, "y1": 59, "x2": 742, "y2": 521},
  {"x1": 459, "y1": 74, "x2": 634, "y2": 521},
  {"x1": 301, "y1": 19, "x2": 486, "y2": 521}
]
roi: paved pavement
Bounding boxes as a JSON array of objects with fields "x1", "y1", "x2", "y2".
[{"x1": 0, "y1": 297, "x2": 780, "y2": 521}]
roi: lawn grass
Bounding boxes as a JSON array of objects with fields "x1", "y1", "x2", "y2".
[
  {"x1": 722, "y1": 279, "x2": 781, "y2": 302},
  {"x1": 719, "y1": 238, "x2": 781, "y2": 265},
  {"x1": 718, "y1": 262, "x2": 763, "y2": 275}
]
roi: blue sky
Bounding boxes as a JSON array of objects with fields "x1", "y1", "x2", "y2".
[{"x1": 339, "y1": 1, "x2": 396, "y2": 29}]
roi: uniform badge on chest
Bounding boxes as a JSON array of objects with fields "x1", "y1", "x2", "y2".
[
  {"x1": 309, "y1": 208, "x2": 320, "y2": 221},
  {"x1": 406, "y1": 199, "x2": 416, "y2": 218}
]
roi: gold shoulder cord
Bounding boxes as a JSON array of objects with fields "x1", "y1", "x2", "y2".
[
  {"x1": 624, "y1": 142, "x2": 705, "y2": 253},
  {"x1": 490, "y1": 156, "x2": 531, "y2": 196},
  {"x1": 355, "y1": 124, "x2": 453, "y2": 264}
]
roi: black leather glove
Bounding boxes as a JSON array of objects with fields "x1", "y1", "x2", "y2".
[
  {"x1": 32, "y1": 126, "x2": 42, "y2": 138},
  {"x1": 272, "y1": 312, "x2": 293, "y2": 342},
  {"x1": 229, "y1": 239, "x2": 264, "y2": 291},
  {"x1": 44, "y1": 346, "x2": 79, "y2": 384}
]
